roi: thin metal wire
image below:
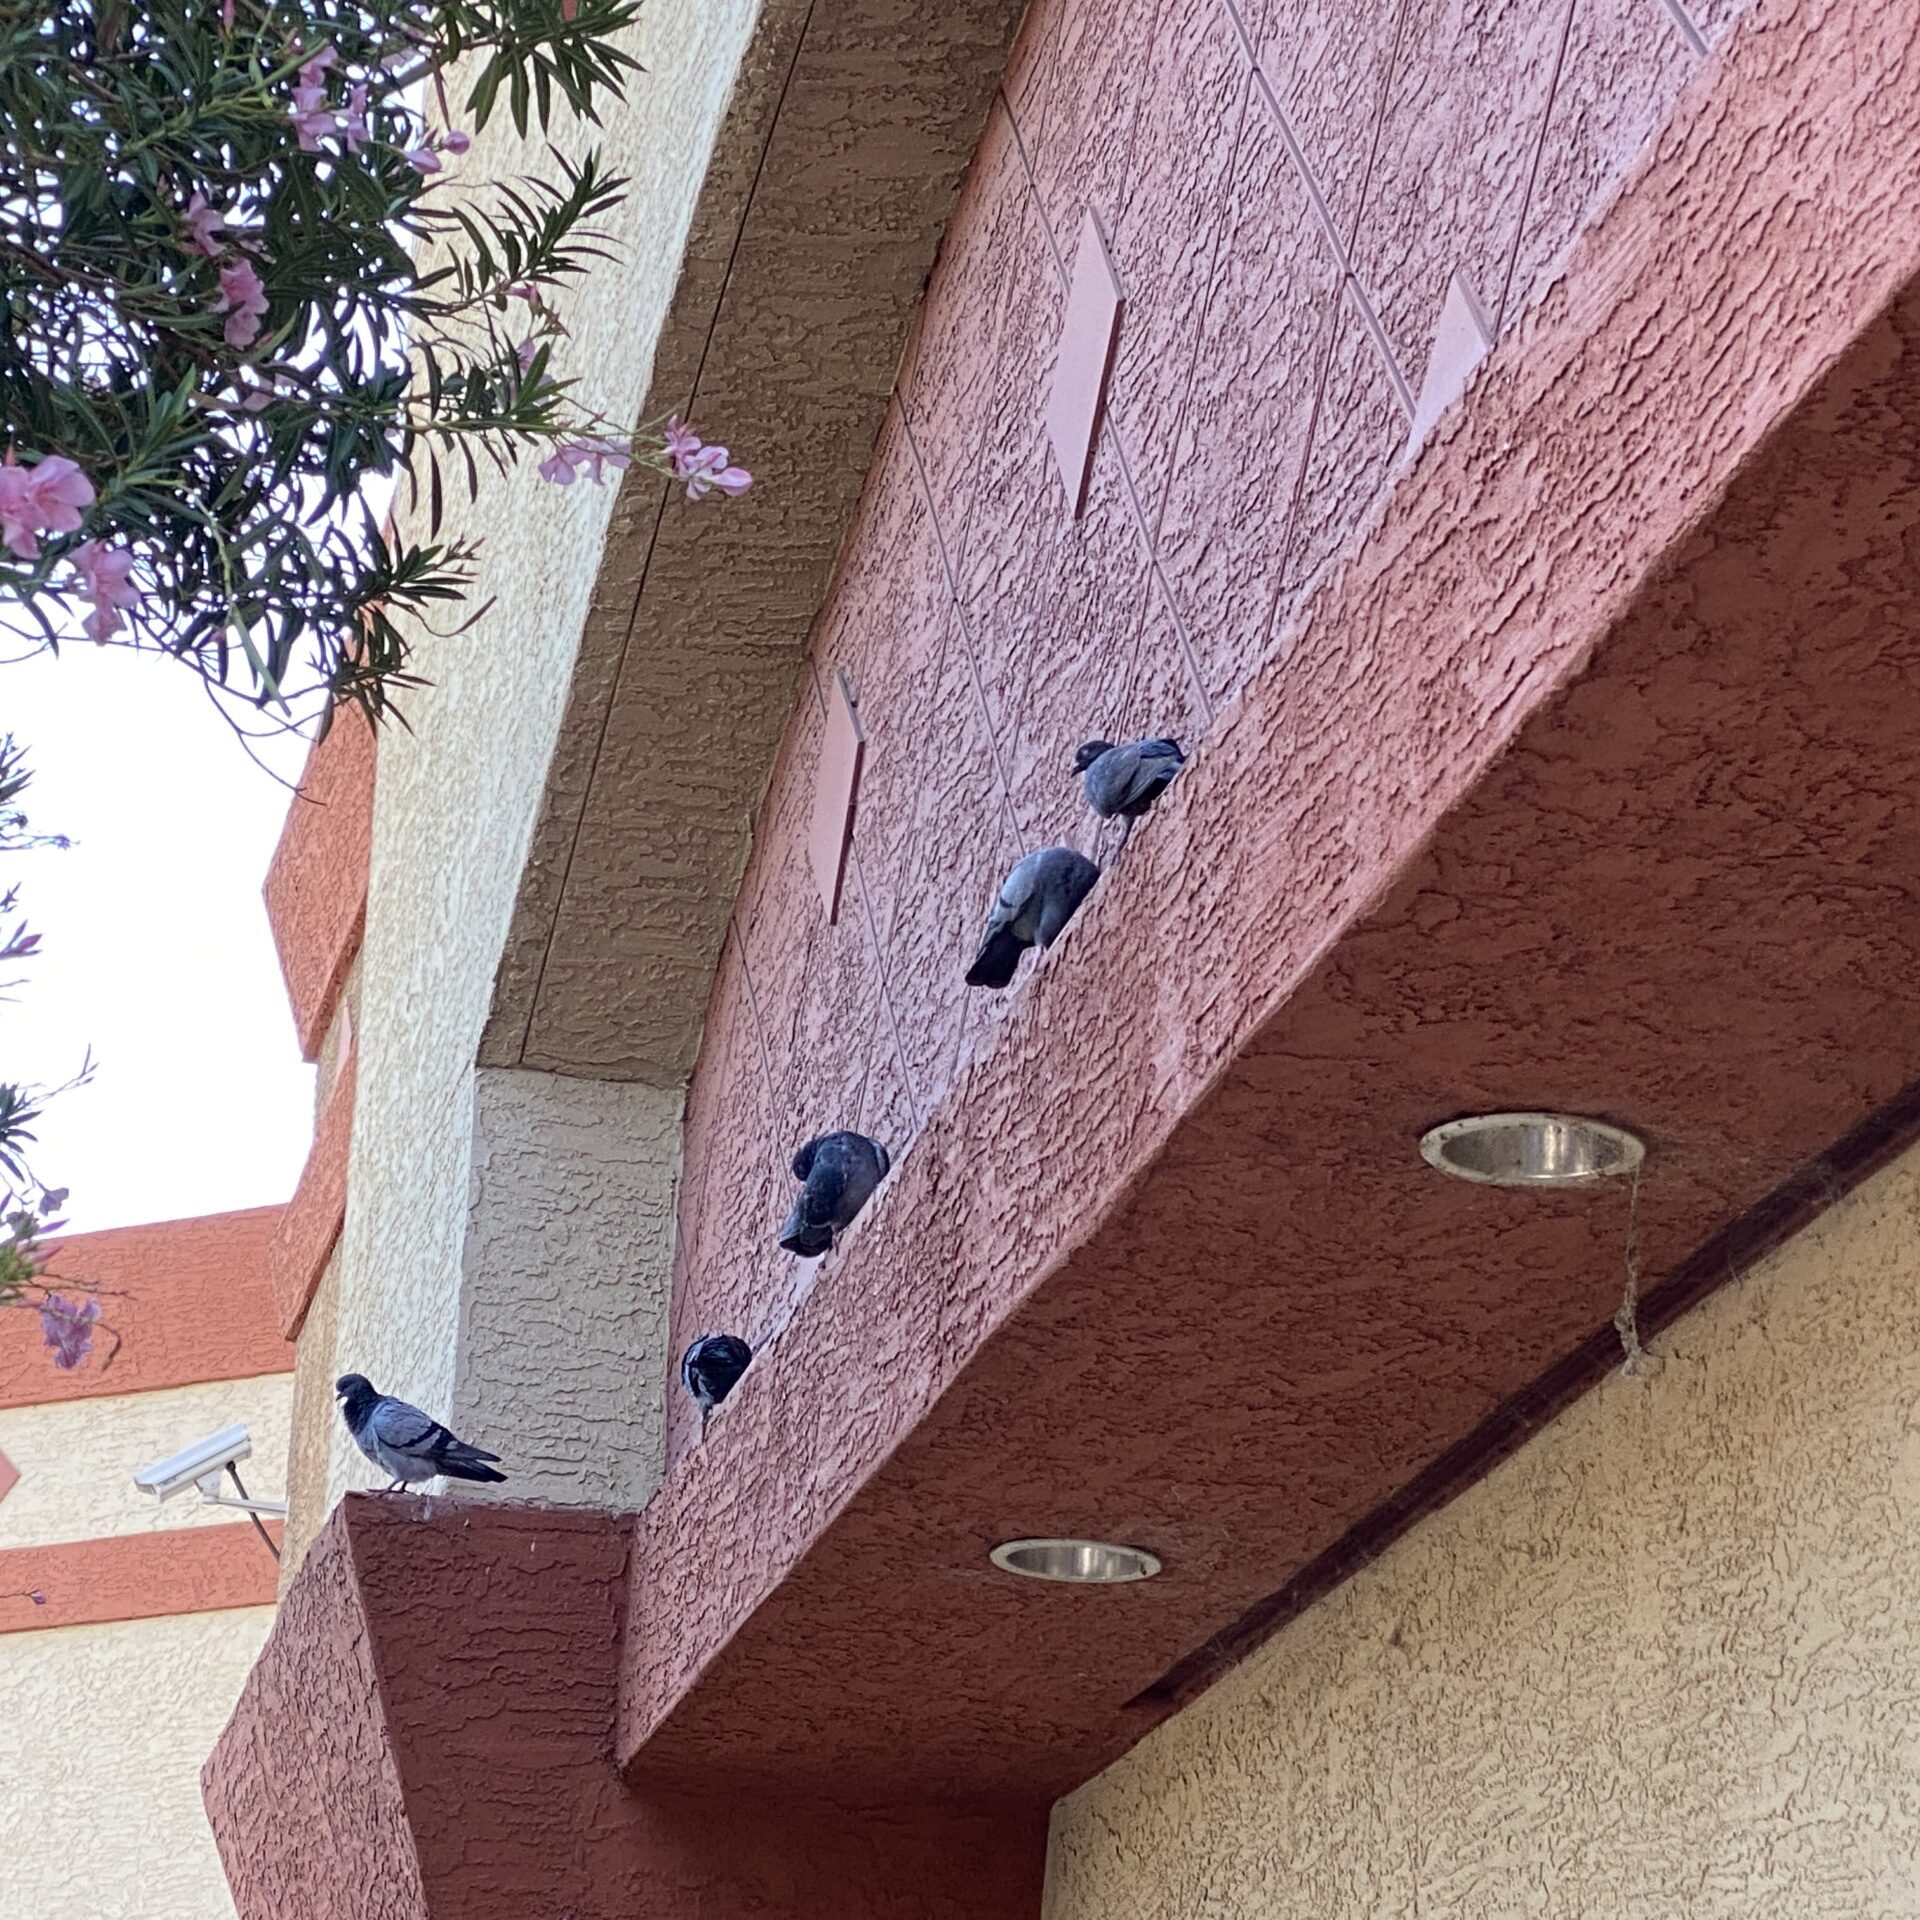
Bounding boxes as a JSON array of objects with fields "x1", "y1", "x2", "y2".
[{"x1": 1612, "y1": 1164, "x2": 1658, "y2": 1379}]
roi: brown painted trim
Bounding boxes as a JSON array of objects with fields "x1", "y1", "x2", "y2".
[
  {"x1": 269, "y1": 1043, "x2": 356, "y2": 1340},
  {"x1": 0, "y1": 1521, "x2": 282, "y2": 1635},
  {"x1": 0, "y1": 1210, "x2": 294, "y2": 1409},
  {"x1": 1130, "y1": 1078, "x2": 1920, "y2": 1713},
  {"x1": 263, "y1": 708, "x2": 375, "y2": 1062}
]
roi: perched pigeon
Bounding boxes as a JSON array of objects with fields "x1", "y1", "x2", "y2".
[
  {"x1": 681, "y1": 1334, "x2": 753, "y2": 1416},
  {"x1": 1074, "y1": 737, "x2": 1185, "y2": 849},
  {"x1": 964, "y1": 845, "x2": 1101, "y2": 990},
  {"x1": 779, "y1": 1131, "x2": 891, "y2": 1257},
  {"x1": 334, "y1": 1374, "x2": 506, "y2": 1493}
]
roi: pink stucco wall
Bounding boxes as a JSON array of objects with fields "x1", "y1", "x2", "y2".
[{"x1": 668, "y1": 0, "x2": 1730, "y2": 1458}]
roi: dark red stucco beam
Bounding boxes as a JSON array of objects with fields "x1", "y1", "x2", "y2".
[
  {"x1": 204, "y1": 1497, "x2": 1046, "y2": 1920},
  {"x1": 616, "y1": 0, "x2": 1920, "y2": 1802}
]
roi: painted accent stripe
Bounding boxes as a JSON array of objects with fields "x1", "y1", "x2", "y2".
[
  {"x1": 0, "y1": 1521, "x2": 281, "y2": 1635},
  {"x1": 0, "y1": 1210, "x2": 294, "y2": 1410},
  {"x1": 264, "y1": 708, "x2": 375, "y2": 1062},
  {"x1": 270, "y1": 1044, "x2": 356, "y2": 1340}
]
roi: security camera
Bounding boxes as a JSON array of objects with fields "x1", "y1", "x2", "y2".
[
  {"x1": 132, "y1": 1423, "x2": 287, "y2": 1523},
  {"x1": 134, "y1": 1423, "x2": 254, "y2": 1503}
]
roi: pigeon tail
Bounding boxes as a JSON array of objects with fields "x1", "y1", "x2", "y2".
[
  {"x1": 965, "y1": 924, "x2": 1025, "y2": 990},
  {"x1": 435, "y1": 1455, "x2": 509, "y2": 1484}
]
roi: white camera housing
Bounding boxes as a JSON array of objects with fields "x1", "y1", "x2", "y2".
[{"x1": 133, "y1": 1423, "x2": 254, "y2": 1504}]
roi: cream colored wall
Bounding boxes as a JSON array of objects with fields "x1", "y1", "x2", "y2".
[
  {"x1": 0, "y1": 1375, "x2": 294, "y2": 1550},
  {"x1": 326, "y1": 0, "x2": 761, "y2": 1507},
  {"x1": 0, "y1": 1607, "x2": 275, "y2": 1919},
  {"x1": 449, "y1": 1067, "x2": 679, "y2": 1507},
  {"x1": 1044, "y1": 1142, "x2": 1920, "y2": 1919}
]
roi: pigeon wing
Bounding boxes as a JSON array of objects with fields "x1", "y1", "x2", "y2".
[{"x1": 368, "y1": 1396, "x2": 439, "y2": 1456}]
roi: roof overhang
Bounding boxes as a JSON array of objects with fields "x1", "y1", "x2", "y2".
[{"x1": 607, "y1": 0, "x2": 1920, "y2": 1799}]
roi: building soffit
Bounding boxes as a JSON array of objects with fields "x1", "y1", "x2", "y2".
[
  {"x1": 608, "y1": 0, "x2": 1920, "y2": 1799},
  {"x1": 479, "y1": 0, "x2": 1029, "y2": 1085}
]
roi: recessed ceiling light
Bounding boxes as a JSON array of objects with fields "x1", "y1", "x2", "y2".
[
  {"x1": 1420, "y1": 1112, "x2": 1645, "y2": 1188},
  {"x1": 989, "y1": 1538, "x2": 1163, "y2": 1584}
]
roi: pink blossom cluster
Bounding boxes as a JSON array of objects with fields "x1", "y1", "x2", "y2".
[
  {"x1": 663, "y1": 417, "x2": 752, "y2": 501},
  {"x1": 184, "y1": 192, "x2": 272, "y2": 348},
  {"x1": 290, "y1": 47, "x2": 369, "y2": 154},
  {"x1": 0, "y1": 456, "x2": 92, "y2": 560},
  {"x1": 69, "y1": 542, "x2": 142, "y2": 643},
  {"x1": 537, "y1": 436, "x2": 632, "y2": 487}
]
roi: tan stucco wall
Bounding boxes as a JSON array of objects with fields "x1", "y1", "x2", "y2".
[
  {"x1": 1, "y1": 1606, "x2": 275, "y2": 1918},
  {"x1": 0, "y1": 1375, "x2": 294, "y2": 1550},
  {"x1": 325, "y1": 0, "x2": 761, "y2": 1507},
  {"x1": 1044, "y1": 1142, "x2": 1920, "y2": 1918},
  {"x1": 449, "y1": 1067, "x2": 679, "y2": 1506}
]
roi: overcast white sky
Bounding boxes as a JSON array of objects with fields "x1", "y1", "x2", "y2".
[{"x1": 3, "y1": 643, "x2": 316, "y2": 1235}]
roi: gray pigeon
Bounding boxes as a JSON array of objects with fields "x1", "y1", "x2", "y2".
[
  {"x1": 780, "y1": 1131, "x2": 890, "y2": 1257},
  {"x1": 1074, "y1": 737, "x2": 1185, "y2": 849},
  {"x1": 965, "y1": 845, "x2": 1100, "y2": 989},
  {"x1": 680, "y1": 1333, "x2": 753, "y2": 1414},
  {"x1": 335, "y1": 1374, "x2": 506, "y2": 1492}
]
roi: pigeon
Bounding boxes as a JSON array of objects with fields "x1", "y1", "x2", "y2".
[
  {"x1": 680, "y1": 1334, "x2": 753, "y2": 1418},
  {"x1": 779, "y1": 1130, "x2": 891, "y2": 1257},
  {"x1": 964, "y1": 845, "x2": 1101, "y2": 990},
  {"x1": 334, "y1": 1374, "x2": 507, "y2": 1493},
  {"x1": 1074, "y1": 737, "x2": 1185, "y2": 849}
]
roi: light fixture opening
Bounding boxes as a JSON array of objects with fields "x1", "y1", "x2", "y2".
[
  {"x1": 1420, "y1": 1112, "x2": 1645, "y2": 1188},
  {"x1": 989, "y1": 1538, "x2": 1162, "y2": 1584}
]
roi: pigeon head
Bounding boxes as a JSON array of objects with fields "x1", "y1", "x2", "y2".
[
  {"x1": 334, "y1": 1373, "x2": 378, "y2": 1426},
  {"x1": 1072, "y1": 740, "x2": 1115, "y2": 775}
]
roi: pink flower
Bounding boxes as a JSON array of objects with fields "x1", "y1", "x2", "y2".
[
  {"x1": 0, "y1": 455, "x2": 95, "y2": 560},
  {"x1": 69, "y1": 541, "x2": 142, "y2": 643},
  {"x1": 38, "y1": 1295, "x2": 99, "y2": 1370},
  {"x1": 404, "y1": 146, "x2": 442, "y2": 176},
  {"x1": 183, "y1": 191, "x2": 226, "y2": 258},
  {"x1": 505, "y1": 282, "x2": 537, "y2": 303},
  {"x1": 537, "y1": 438, "x2": 632, "y2": 487},
  {"x1": 221, "y1": 0, "x2": 234, "y2": 30},
  {"x1": 681, "y1": 445, "x2": 752, "y2": 501},
  {"x1": 343, "y1": 82, "x2": 369, "y2": 151},
  {"x1": 441, "y1": 129, "x2": 471, "y2": 155},
  {"x1": 515, "y1": 339, "x2": 538, "y2": 374},
  {"x1": 663, "y1": 415, "x2": 704, "y2": 472},
  {"x1": 215, "y1": 259, "x2": 269, "y2": 348},
  {"x1": 291, "y1": 96, "x2": 337, "y2": 150}
]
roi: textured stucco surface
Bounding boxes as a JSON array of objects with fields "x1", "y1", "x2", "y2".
[
  {"x1": 659, "y1": 0, "x2": 1735, "y2": 1467},
  {"x1": 0, "y1": 1521, "x2": 281, "y2": 1633},
  {"x1": 1043, "y1": 1140, "x2": 1920, "y2": 1918},
  {"x1": 328, "y1": 0, "x2": 763, "y2": 1511},
  {"x1": 280, "y1": 1245, "x2": 343, "y2": 1584},
  {"x1": 263, "y1": 708, "x2": 374, "y2": 1061},
  {"x1": 0, "y1": 1210, "x2": 291, "y2": 1409},
  {"x1": 270, "y1": 1040, "x2": 355, "y2": 1337},
  {"x1": 206, "y1": 1496, "x2": 1049, "y2": 1920},
  {"x1": 3, "y1": 1607, "x2": 274, "y2": 1919},
  {"x1": 0, "y1": 1374, "x2": 294, "y2": 1549},
  {"x1": 449, "y1": 1068, "x2": 678, "y2": 1506},
  {"x1": 482, "y1": 0, "x2": 1030, "y2": 1084},
  {"x1": 615, "y1": 0, "x2": 1920, "y2": 1798}
]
